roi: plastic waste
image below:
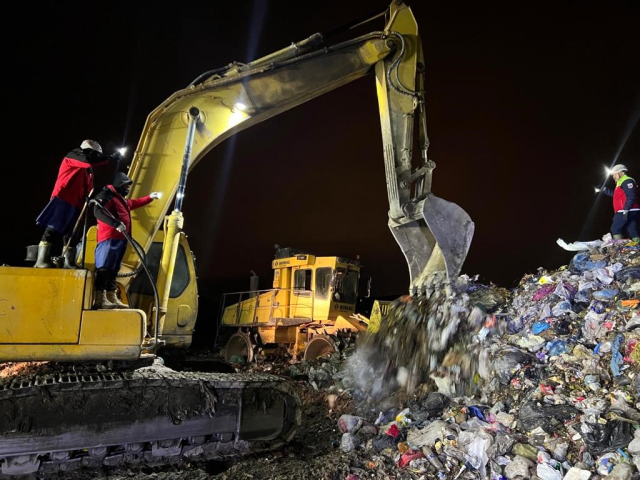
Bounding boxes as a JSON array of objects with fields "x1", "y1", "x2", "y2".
[
  {"x1": 574, "y1": 289, "x2": 591, "y2": 303},
  {"x1": 552, "y1": 301, "x2": 573, "y2": 316},
  {"x1": 372, "y1": 434, "x2": 397, "y2": 452},
  {"x1": 340, "y1": 433, "x2": 361, "y2": 452},
  {"x1": 517, "y1": 335, "x2": 546, "y2": 351},
  {"x1": 537, "y1": 462, "x2": 563, "y2": 480},
  {"x1": 406, "y1": 420, "x2": 449, "y2": 448},
  {"x1": 518, "y1": 402, "x2": 578, "y2": 432},
  {"x1": 488, "y1": 432, "x2": 516, "y2": 456},
  {"x1": 592, "y1": 289, "x2": 618, "y2": 301},
  {"x1": 422, "y1": 446, "x2": 445, "y2": 470},
  {"x1": 505, "y1": 455, "x2": 534, "y2": 479},
  {"x1": 553, "y1": 442, "x2": 569, "y2": 462},
  {"x1": 627, "y1": 429, "x2": 640, "y2": 455},
  {"x1": 419, "y1": 392, "x2": 451, "y2": 418},
  {"x1": 395, "y1": 408, "x2": 412, "y2": 426},
  {"x1": 571, "y1": 252, "x2": 607, "y2": 272},
  {"x1": 563, "y1": 467, "x2": 591, "y2": 480},
  {"x1": 597, "y1": 453, "x2": 619, "y2": 476},
  {"x1": 608, "y1": 463, "x2": 633, "y2": 480},
  {"x1": 554, "y1": 282, "x2": 575, "y2": 300},
  {"x1": 397, "y1": 450, "x2": 425, "y2": 469},
  {"x1": 615, "y1": 265, "x2": 640, "y2": 281},
  {"x1": 534, "y1": 284, "x2": 556, "y2": 302},
  {"x1": 547, "y1": 339, "x2": 569, "y2": 356},
  {"x1": 556, "y1": 238, "x2": 603, "y2": 251},
  {"x1": 533, "y1": 321, "x2": 551, "y2": 334},
  {"x1": 458, "y1": 430, "x2": 492, "y2": 480},
  {"x1": 582, "y1": 310, "x2": 606, "y2": 341},
  {"x1": 610, "y1": 334, "x2": 625, "y2": 377},
  {"x1": 580, "y1": 420, "x2": 634, "y2": 454},
  {"x1": 338, "y1": 414, "x2": 364, "y2": 434}
]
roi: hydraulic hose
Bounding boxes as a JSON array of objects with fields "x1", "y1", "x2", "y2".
[{"x1": 90, "y1": 200, "x2": 160, "y2": 351}]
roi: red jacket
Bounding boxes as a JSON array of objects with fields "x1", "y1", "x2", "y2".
[
  {"x1": 52, "y1": 149, "x2": 109, "y2": 209},
  {"x1": 604, "y1": 175, "x2": 639, "y2": 212},
  {"x1": 94, "y1": 185, "x2": 152, "y2": 242}
]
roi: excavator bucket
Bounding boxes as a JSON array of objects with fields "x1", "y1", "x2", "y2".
[
  {"x1": 376, "y1": 2, "x2": 475, "y2": 291},
  {"x1": 390, "y1": 195, "x2": 474, "y2": 293}
]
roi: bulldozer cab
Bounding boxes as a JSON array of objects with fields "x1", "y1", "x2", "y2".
[{"x1": 221, "y1": 248, "x2": 361, "y2": 327}]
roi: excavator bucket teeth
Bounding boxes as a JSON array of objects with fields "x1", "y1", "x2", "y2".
[{"x1": 390, "y1": 195, "x2": 474, "y2": 292}]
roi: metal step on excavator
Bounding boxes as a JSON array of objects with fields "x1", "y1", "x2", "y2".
[{"x1": 0, "y1": 1, "x2": 472, "y2": 476}]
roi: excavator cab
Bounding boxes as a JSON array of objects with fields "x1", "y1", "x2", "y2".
[{"x1": 220, "y1": 247, "x2": 367, "y2": 361}]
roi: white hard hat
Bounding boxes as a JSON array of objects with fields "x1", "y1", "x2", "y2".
[
  {"x1": 610, "y1": 164, "x2": 628, "y2": 174},
  {"x1": 80, "y1": 139, "x2": 102, "y2": 153}
]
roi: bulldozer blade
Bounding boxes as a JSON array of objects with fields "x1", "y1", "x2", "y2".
[{"x1": 389, "y1": 194, "x2": 474, "y2": 292}]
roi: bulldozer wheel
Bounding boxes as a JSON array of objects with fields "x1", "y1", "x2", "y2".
[
  {"x1": 303, "y1": 334, "x2": 337, "y2": 361},
  {"x1": 224, "y1": 331, "x2": 255, "y2": 363}
]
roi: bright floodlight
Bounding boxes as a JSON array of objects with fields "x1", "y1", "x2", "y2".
[
  {"x1": 118, "y1": 147, "x2": 128, "y2": 156},
  {"x1": 594, "y1": 187, "x2": 600, "y2": 193},
  {"x1": 605, "y1": 166, "x2": 612, "y2": 176},
  {"x1": 234, "y1": 102, "x2": 247, "y2": 111}
]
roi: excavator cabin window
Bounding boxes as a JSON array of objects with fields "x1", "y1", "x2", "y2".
[{"x1": 129, "y1": 242, "x2": 191, "y2": 298}]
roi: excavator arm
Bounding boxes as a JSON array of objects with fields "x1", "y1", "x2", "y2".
[{"x1": 120, "y1": 1, "x2": 473, "y2": 298}]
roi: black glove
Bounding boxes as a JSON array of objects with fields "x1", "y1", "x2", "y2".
[{"x1": 108, "y1": 152, "x2": 122, "y2": 162}]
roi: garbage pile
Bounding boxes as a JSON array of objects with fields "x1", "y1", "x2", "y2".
[{"x1": 329, "y1": 237, "x2": 640, "y2": 480}]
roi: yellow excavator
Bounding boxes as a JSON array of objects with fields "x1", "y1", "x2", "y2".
[{"x1": 0, "y1": 1, "x2": 473, "y2": 476}]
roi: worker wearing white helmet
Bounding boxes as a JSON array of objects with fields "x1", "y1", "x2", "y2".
[
  {"x1": 34, "y1": 140, "x2": 117, "y2": 268},
  {"x1": 600, "y1": 164, "x2": 639, "y2": 242}
]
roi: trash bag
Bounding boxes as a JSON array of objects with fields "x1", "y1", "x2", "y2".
[
  {"x1": 571, "y1": 252, "x2": 608, "y2": 272},
  {"x1": 580, "y1": 420, "x2": 634, "y2": 454},
  {"x1": 593, "y1": 289, "x2": 619, "y2": 301},
  {"x1": 518, "y1": 401, "x2": 579, "y2": 432},
  {"x1": 492, "y1": 349, "x2": 537, "y2": 385},
  {"x1": 615, "y1": 265, "x2": 640, "y2": 282},
  {"x1": 418, "y1": 392, "x2": 450, "y2": 418}
]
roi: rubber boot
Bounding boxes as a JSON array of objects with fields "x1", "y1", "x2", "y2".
[
  {"x1": 34, "y1": 242, "x2": 52, "y2": 268},
  {"x1": 63, "y1": 246, "x2": 79, "y2": 269},
  {"x1": 613, "y1": 234, "x2": 623, "y2": 240},
  {"x1": 107, "y1": 290, "x2": 129, "y2": 309},
  {"x1": 94, "y1": 290, "x2": 116, "y2": 309}
]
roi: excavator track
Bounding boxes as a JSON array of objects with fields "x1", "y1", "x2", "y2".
[{"x1": 0, "y1": 364, "x2": 300, "y2": 477}]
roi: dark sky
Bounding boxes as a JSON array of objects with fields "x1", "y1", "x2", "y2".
[{"x1": 3, "y1": 1, "x2": 639, "y2": 297}]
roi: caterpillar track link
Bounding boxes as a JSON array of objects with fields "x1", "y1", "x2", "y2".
[{"x1": 0, "y1": 364, "x2": 300, "y2": 477}]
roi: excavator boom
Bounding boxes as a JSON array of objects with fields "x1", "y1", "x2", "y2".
[{"x1": 112, "y1": 1, "x2": 472, "y2": 293}]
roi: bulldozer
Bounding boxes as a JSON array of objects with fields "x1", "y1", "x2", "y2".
[
  {"x1": 0, "y1": 1, "x2": 474, "y2": 476},
  {"x1": 220, "y1": 246, "x2": 369, "y2": 362}
]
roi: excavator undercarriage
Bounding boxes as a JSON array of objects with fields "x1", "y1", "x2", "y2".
[{"x1": 0, "y1": 363, "x2": 300, "y2": 477}]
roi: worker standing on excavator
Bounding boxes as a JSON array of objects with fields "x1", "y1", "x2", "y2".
[
  {"x1": 35, "y1": 140, "x2": 115, "y2": 268},
  {"x1": 92, "y1": 172, "x2": 161, "y2": 309},
  {"x1": 600, "y1": 164, "x2": 639, "y2": 242}
]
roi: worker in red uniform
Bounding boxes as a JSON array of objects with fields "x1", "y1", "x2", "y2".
[
  {"x1": 92, "y1": 172, "x2": 161, "y2": 309},
  {"x1": 600, "y1": 164, "x2": 639, "y2": 242},
  {"x1": 35, "y1": 140, "x2": 114, "y2": 268}
]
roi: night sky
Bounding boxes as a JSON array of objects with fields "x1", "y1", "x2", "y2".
[{"x1": 3, "y1": 1, "x2": 639, "y2": 302}]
